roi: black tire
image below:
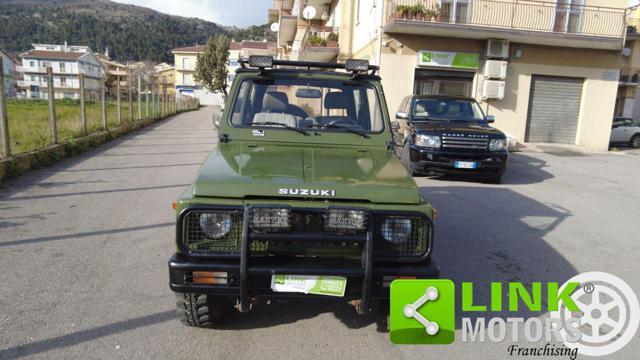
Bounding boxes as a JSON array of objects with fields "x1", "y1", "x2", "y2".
[
  {"x1": 401, "y1": 144, "x2": 417, "y2": 176},
  {"x1": 375, "y1": 300, "x2": 391, "y2": 333},
  {"x1": 630, "y1": 134, "x2": 640, "y2": 149},
  {"x1": 485, "y1": 175, "x2": 502, "y2": 184},
  {"x1": 176, "y1": 293, "x2": 228, "y2": 328}
]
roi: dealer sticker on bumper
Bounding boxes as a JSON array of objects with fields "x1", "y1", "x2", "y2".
[{"x1": 271, "y1": 275, "x2": 347, "y2": 297}]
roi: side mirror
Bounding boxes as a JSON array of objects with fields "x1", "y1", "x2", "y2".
[
  {"x1": 212, "y1": 112, "x2": 222, "y2": 130},
  {"x1": 396, "y1": 111, "x2": 409, "y2": 120},
  {"x1": 485, "y1": 115, "x2": 496, "y2": 124}
]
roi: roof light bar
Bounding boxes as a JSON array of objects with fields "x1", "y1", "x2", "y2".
[{"x1": 239, "y1": 57, "x2": 379, "y2": 74}]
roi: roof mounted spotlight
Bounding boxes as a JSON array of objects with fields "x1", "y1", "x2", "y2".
[
  {"x1": 345, "y1": 59, "x2": 370, "y2": 72},
  {"x1": 248, "y1": 55, "x2": 274, "y2": 69},
  {"x1": 345, "y1": 59, "x2": 371, "y2": 79}
]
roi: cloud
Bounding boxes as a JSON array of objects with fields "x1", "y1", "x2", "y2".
[{"x1": 111, "y1": 0, "x2": 270, "y2": 27}]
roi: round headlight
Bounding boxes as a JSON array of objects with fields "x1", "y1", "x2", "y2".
[
  {"x1": 199, "y1": 213, "x2": 232, "y2": 239},
  {"x1": 381, "y1": 218, "x2": 412, "y2": 244}
]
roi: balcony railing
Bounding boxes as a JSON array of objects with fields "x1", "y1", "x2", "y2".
[
  {"x1": 302, "y1": 26, "x2": 340, "y2": 49},
  {"x1": 17, "y1": 80, "x2": 77, "y2": 89},
  {"x1": 387, "y1": 0, "x2": 626, "y2": 39},
  {"x1": 16, "y1": 66, "x2": 76, "y2": 74}
]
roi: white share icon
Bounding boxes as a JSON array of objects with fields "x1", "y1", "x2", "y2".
[{"x1": 403, "y1": 287, "x2": 440, "y2": 335}]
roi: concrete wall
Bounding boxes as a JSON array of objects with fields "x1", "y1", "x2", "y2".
[{"x1": 352, "y1": 0, "x2": 384, "y2": 65}]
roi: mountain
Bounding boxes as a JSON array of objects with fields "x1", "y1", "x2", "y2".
[{"x1": 0, "y1": 0, "x2": 275, "y2": 63}]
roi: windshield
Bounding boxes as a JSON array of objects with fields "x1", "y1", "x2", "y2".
[
  {"x1": 229, "y1": 77, "x2": 384, "y2": 133},
  {"x1": 412, "y1": 98, "x2": 486, "y2": 123}
]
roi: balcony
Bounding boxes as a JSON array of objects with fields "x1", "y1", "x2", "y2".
[
  {"x1": 16, "y1": 66, "x2": 76, "y2": 74},
  {"x1": 385, "y1": 0, "x2": 627, "y2": 50},
  {"x1": 299, "y1": 26, "x2": 340, "y2": 62},
  {"x1": 17, "y1": 80, "x2": 78, "y2": 89},
  {"x1": 619, "y1": 69, "x2": 640, "y2": 87}
]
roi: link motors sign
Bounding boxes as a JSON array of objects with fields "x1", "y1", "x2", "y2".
[{"x1": 417, "y1": 50, "x2": 480, "y2": 69}]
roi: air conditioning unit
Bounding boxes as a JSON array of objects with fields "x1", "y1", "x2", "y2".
[
  {"x1": 482, "y1": 80, "x2": 506, "y2": 100},
  {"x1": 484, "y1": 60, "x2": 508, "y2": 79},
  {"x1": 486, "y1": 39, "x2": 509, "y2": 59}
]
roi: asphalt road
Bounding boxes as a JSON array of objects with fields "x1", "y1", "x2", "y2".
[{"x1": 1, "y1": 107, "x2": 639, "y2": 360}]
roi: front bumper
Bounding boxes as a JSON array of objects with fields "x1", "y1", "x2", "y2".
[
  {"x1": 171, "y1": 205, "x2": 436, "y2": 314},
  {"x1": 169, "y1": 253, "x2": 439, "y2": 301},
  {"x1": 410, "y1": 146, "x2": 508, "y2": 176}
]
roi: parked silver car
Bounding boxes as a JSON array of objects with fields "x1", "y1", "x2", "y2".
[{"x1": 610, "y1": 117, "x2": 640, "y2": 149}]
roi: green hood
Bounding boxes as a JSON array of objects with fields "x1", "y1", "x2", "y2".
[{"x1": 192, "y1": 143, "x2": 422, "y2": 204}]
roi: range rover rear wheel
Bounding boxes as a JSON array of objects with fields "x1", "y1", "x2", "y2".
[
  {"x1": 401, "y1": 144, "x2": 417, "y2": 177},
  {"x1": 630, "y1": 134, "x2": 640, "y2": 149},
  {"x1": 176, "y1": 293, "x2": 228, "y2": 327}
]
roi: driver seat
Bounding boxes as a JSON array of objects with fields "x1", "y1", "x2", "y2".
[
  {"x1": 317, "y1": 91, "x2": 350, "y2": 126},
  {"x1": 253, "y1": 91, "x2": 299, "y2": 127}
]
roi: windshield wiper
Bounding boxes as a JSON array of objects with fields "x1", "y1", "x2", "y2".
[
  {"x1": 423, "y1": 117, "x2": 450, "y2": 122},
  {"x1": 307, "y1": 123, "x2": 370, "y2": 138},
  {"x1": 251, "y1": 121, "x2": 309, "y2": 135}
]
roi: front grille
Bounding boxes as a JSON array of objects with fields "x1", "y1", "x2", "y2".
[
  {"x1": 180, "y1": 208, "x2": 429, "y2": 259},
  {"x1": 442, "y1": 135, "x2": 489, "y2": 150}
]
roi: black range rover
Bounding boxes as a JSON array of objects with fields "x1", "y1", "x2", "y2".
[{"x1": 394, "y1": 95, "x2": 508, "y2": 183}]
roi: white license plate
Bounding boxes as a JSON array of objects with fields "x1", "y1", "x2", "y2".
[
  {"x1": 454, "y1": 161, "x2": 478, "y2": 169},
  {"x1": 271, "y1": 275, "x2": 347, "y2": 297}
]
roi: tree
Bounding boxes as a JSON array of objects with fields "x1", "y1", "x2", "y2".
[{"x1": 194, "y1": 35, "x2": 230, "y2": 96}]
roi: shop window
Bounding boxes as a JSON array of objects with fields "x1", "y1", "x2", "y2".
[
  {"x1": 414, "y1": 79, "x2": 471, "y2": 97},
  {"x1": 439, "y1": 80, "x2": 470, "y2": 96}
]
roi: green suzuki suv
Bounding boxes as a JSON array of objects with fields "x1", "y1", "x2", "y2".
[{"x1": 169, "y1": 56, "x2": 439, "y2": 327}]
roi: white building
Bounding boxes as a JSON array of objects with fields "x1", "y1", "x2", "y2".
[
  {"x1": 17, "y1": 43, "x2": 104, "y2": 100},
  {"x1": 1, "y1": 48, "x2": 16, "y2": 97},
  {"x1": 172, "y1": 41, "x2": 276, "y2": 106}
]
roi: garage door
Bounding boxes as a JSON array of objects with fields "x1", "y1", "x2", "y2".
[{"x1": 525, "y1": 76, "x2": 584, "y2": 144}]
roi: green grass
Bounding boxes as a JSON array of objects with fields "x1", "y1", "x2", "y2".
[{"x1": 5, "y1": 97, "x2": 167, "y2": 154}]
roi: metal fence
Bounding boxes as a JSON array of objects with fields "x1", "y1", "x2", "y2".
[
  {"x1": 387, "y1": 0, "x2": 627, "y2": 38},
  {"x1": 0, "y1": 59, "x2": 200, "y2": 159}
]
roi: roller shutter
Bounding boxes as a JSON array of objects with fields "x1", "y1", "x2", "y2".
[{"x1": 525, "y1": 76, "x2": 584, "y2": 144}]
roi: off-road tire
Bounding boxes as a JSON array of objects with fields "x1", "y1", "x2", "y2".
[
  {"x1": 630, "y1": 134, "x2": 640, "y2": 149},
  {"x1": 401, "y1": 144, "x2": 417, "y2": 177},
  {"x1": 176, "y1": 293, "x2": 228, "y2": 328},
  {"x1": 375, "y1": 300, "x2": 391, "y2": 332}
]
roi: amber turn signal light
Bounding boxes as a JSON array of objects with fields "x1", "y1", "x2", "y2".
[{"x1": 192, "y1": 271, "x2": 228, "y2": 285}]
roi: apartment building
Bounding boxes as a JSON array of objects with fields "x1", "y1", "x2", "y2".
[
  {"x1": 1, "y1": 48, "x2": 16, "y2": 97},
  {"x1": 270, "y1": 0, "x2": 630, "y2": 151},
  {"x1": 17, "y1": 44, "x2": 104, "y2": 100},
  {"x1": 96, "y1": 52, "x2": 130, "y2": 97},
  {"x1": 172, "y1": 40, "x2": 276, "y2": 106},
  {"x1": 154, "y1": 64, "x2": 176, "y2": 96}
]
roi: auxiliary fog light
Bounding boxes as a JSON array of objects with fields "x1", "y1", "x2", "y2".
[{"x1": 324, "y1": 209, "x2": 367, "y2": 233}]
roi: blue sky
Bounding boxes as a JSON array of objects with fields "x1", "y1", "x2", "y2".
[{"x1": 111, "y1": 0, "x2": 270, "y2": 27}]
